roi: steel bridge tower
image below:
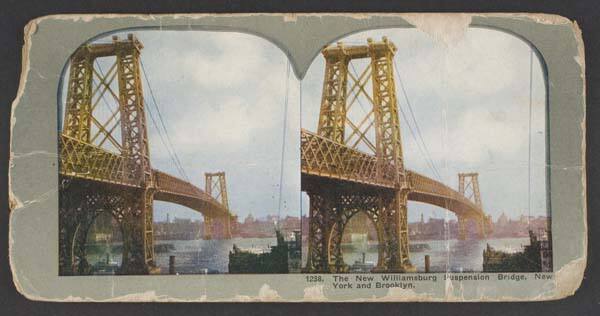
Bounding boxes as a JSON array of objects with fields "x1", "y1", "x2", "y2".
[
  {"x1": 59, "y1": 34, "x2": 156, "y2": 275},
  {"x1": 457, "y1": 172, "x2": 488, "y2": 240},
  {"x1": 304, "y1": 38, "x2": 413, "y2": 273},
  {"x1": 59, "y1": 34, "x2": 236, "y2": 276},
  {"x1": 204, "y1": 172, "x2": 232, "y2": 239}
]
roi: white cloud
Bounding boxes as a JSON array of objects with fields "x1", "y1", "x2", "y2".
[
  {"x1": 302, "y1": 27, "x2": 548, "y2": 221},
  {"x1": 63, "y1": 27, "x2": 548, "y2": 222},
  {"x1": 426, "y1": 107, "x2": 527, "y2": 166},
  {"x1": 184, "y1": 37, "x2": 270, "y2": 89},
  {"x1": 139, "y1": 31, "x2": 290, "y2": 161},
  {"x1": 176, "y1": 97, "x2": 252, "y2": 147},
  {"x1": 441, "y1": 29, "x2": 527, "y2": 96}
]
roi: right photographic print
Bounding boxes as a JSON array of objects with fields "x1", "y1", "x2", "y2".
[{"x1": 300, "y1": 28, "x2": 551, "y2": 274}]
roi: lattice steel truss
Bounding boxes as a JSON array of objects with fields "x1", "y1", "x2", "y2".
[
  {"x1": 63, "y1": 52, "x2": 94, "y2": 142},
  {"x1": 301, "y1": 130, "x2": 393, "y2": 188},
  {"x1": 303, "y1": 38, "x2": 492, "y2": 273},
  {"x1": 60, "y1": 135, "x2": 131, "y2": 185},
  {"x1": 457, "y1": 172, "x2": 487, "y2": 239},
  {"x1": 304, "y1": 38, "x2": 412, "y2": 273},
  {"x1": 59, "y1": 34, "x2": 156, "y2": 275},
  {"x1": 204, "y1": 172, "x2": 232, "y2": 240},
  {"x1": 459, "y1": 172, "x2": 482, "y2": 208},
  {"x1": 317, "y1": 42, "x2": 349, "y2": 144},
  {"x1": 60, "y1": 34, "x2": 235, "y2": 275}
]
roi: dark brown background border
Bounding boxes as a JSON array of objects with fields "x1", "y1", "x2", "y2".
[{"x1": 1, "y1": 0, "x2": 598, "y2": 315}]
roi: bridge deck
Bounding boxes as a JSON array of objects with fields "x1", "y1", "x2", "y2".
[
  {"x1": 59, "y1": 135, "x2": 229, "y2": 218},
  {"x1": 153, "y1": 170, "x2": 228, "y2": 218},
  {"x1": 301, "y1": 129, "x2": 485, "y2": 219}
]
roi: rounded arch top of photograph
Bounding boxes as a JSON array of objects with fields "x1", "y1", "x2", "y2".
[
  {"x1": 300, "y1": 26, "x2": 548, "y2": 224},
  {"x1": 58, "y1": 29, "x2": 304, "y2": 224}
]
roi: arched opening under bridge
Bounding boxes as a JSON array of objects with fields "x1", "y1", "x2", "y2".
[
  {"x1": 336, "y1": 211, "x2": 380, "y2": 272},
  {"x1": 81, "y1": 211, "x2": 124, "y2": 275}
]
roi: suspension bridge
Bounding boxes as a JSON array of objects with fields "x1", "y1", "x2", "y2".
[
  {"x1": 58, "y1": 33, "x2": 492, "y2": 276},
  {"x1": 58, "y1": 34, "x2": 233, "y2": 275},
  {"x1": 302, "y1": 38, "x2": 492, "y2": 273}
]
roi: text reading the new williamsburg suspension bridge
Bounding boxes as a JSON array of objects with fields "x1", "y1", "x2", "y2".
[
  {"x1": 305, "y1": 273, "x2": 553, "y2": 291},
  {"x1": 331, "y1": 274, "x2": 438, "y2": 289}
]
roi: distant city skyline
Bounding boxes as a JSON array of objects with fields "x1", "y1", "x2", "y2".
[
  {"x1": 60, "y1": 27, "x2": 547, "y2": 223},
  {"x1": 157, "y1": 209, "x2": 548, "y2": 224},
  {"x1": 153, "y1": 210, "x2": 549, "y2": 241}
]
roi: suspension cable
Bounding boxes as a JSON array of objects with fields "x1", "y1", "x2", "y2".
[
  {"x1": 348, "y1": 59, "x2": 442, "y2": 181},
  {"x1": 393, "y1": 59, "x2": 443, "y2": 181},
  {"x1": 277, "y1": 61, "x2": 291, "y2": 225},
  {"x1": 139, "y1": 59, "x2": 190, "y2": 182},
  {"x1": 397, "y1": 104, "x2": 442, "y2": 181},
  {"x1": 527, "y1": 49, "x2": 534, "y2": 230},
  {"x1": 145, "y1": 97, "x2": 188, "y2": 181},
  {"x1": 299, "y1": 78, "x2": 303, "y2": 236},
  {"x1": 96, "y1": 59, "x2": 187, "y2": 180}
]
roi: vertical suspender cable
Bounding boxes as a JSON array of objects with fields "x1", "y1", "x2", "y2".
[
  {"x1": 527, "y1": 49, "x2": 534, "y2": 230},
  {"x1": 299, "y1": 79, "x2": 303, "y2": 236},
  {"x1": 277, "y1": 61, "x2": 291, "y2": 226}
]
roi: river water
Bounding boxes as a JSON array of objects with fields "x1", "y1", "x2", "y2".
[
  {"x1": 340, "y1": 237, "x2": 531, "y2": 272},
  {"x1": 88, "y1": 237, "x2": 531, "y2": 274},
  {"x1": 88, "y1": 238, "x2": 277, "y2": 274}
]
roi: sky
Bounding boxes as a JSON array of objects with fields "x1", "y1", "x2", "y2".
[{"x1": 60, "y1": 27, "x2": 546, "y2": 224}]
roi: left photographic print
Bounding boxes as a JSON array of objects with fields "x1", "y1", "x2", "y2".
[{"x1": 58, "y1": 31, "x2": 302, "y2": 276}]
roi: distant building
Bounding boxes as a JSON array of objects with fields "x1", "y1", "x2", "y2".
[
  {"x1": 497, "y1": 212, "x2": 509, "y2": 226},
  {"x1": 244, "y1": 213, "x2": 255, "y2": 225},
  {"x1": 154, "y1": 215, "x2": 201, "y2": 240},
  {"x1": 173, "y1": 217, "x2": 192, "y2": 224},
  {"x1": 342, "y1": 212, "x2": 376, "y2": 242},
  {"x1": 265, "y1": 214, "x2": 279, "y2": 223},
  {"x1": 519, "y1": 215, "x2": 535, "y2": 225},
  {"x1": 404, "y1": 213, "x2": 550, "y2": 240}
]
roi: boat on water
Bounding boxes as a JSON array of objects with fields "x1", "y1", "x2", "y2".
[
  {"x1": 228, "y1": 230, "x2": 301, "y2": 274},
  {"x1": 91, "y1": 253, "x2": 120, "y2": 275},
  {"x1": 348, "y1": 253, "x2": 375, "y2": 273},
  {"x1": 235, "y1": 245, "x2": 268, "y2": 255}
]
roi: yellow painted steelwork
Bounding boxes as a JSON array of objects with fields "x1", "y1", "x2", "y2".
[
  {"x1": 59, "y1": 34, "x2": 230, "y2": 276},
  {"x1": 302, "y1": 38, "x2": 490, "y2": 273},
  {"x1": 457, "y1": 172, "x2": 490, "y2": 239},
  {"x1": 204, "y1": 172, "x2": 233, "y2": 240}
]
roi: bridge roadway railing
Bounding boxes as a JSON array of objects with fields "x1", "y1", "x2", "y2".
[
  {"x1": 301, "y1": 129, "x2": 396, "y2": 188},
  {"x1": 59, "y1": 134, "x2": 139, "y2": 187}
]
